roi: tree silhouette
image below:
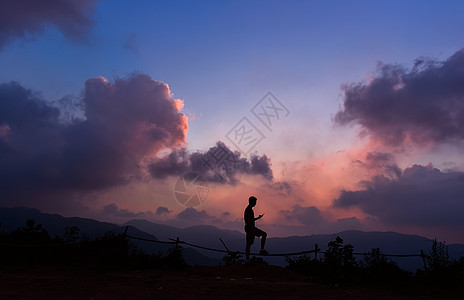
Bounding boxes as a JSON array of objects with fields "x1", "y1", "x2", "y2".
[
  {"x1": 324, "y1": 236, "x2": 356, "y2": 272},
  {"x1": 10, "y1": 219, "x2": 51, "y2": 244},
  {"x1": 23, "y1": 219, "x2": 43, "y2": 233},
  {"x1": 222, "y1": 251, "x2": 245, "y2": 266},
  {"x1": 425, "y1": 239, "x2": 449, "y2": 272},
  {"x1": 64, "y1": 226, "x2": 80, "y2": 243},
  {"x1": 361, "y1": 248, "x2": 409, "y2": 283}
]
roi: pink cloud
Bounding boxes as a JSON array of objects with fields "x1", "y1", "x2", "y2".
[{"x1": 0, "y1": 73, "x2": 188, "y2": 212}]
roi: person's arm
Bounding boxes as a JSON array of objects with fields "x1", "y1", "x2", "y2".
[{"x1": 254, "y1": 214, "x2": 264, "y2": 221}]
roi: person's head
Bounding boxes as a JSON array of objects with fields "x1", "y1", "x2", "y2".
[{"x1": 249, "y1": 196, "x2": 257, "y2": 206}]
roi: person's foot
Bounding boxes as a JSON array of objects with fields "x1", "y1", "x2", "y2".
[{"x1": 259, "y1": 249, "x2": 268, "y2": 255}]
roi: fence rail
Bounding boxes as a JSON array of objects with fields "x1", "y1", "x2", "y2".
[
  {"x1": 0, "y1": 229, "x2": 430, "y2": 269},
  {"x1": 125, "y1": 232, "x2": 426, "y2": 263}
]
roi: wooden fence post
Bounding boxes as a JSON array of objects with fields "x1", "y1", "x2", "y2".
[
  {"x1": 123, "y1": 226, "x2": 129, "y2": 237},
  {"x1": 420, "y1": 250, "x2": 427, "y2": 270}
]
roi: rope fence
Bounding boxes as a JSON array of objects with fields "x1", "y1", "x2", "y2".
[
  {"x1": 125, "y1": 234, "x2": 177, "y2": 245},
  {"x1": 125, "y1": 231, "x2": 427, "y2": 268},
  {"x1": 0, "y1": 227, "x2": 428, "y2": 269},
  {"x1": 167, "y1": 237, "x2": 317, "y2": 257}
]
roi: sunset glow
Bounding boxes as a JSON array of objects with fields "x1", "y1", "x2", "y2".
[{"x1": 1, "y1": 0, "x2": 464, "y2": 245}]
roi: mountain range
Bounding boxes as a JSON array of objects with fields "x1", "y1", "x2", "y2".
[{"x1": 1, "y1": 207, "x2": 463, "y2": 270}]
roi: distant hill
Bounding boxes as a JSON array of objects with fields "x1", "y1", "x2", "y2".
[
  {"x1": 0, "y1": 207, "x2": 119, "y2": 238},
  {"x1": 124, "y1": 219, "x2": 464, "y2": 271},
  {"x1": 2, "y1": 207, "x2": 464, "y2": 271},
  {"x1": 265, "y1": 231, "x2": 464, "y2": 270},
  {"x1": 124, "y1": 219, "x2": 243, "y2": 247},
  {"x1": 0, "y1": 207, "x2": 219, "y2": 266},
  {"x1": 123, "y1": 219, "x2": 245, "y2": 261}
]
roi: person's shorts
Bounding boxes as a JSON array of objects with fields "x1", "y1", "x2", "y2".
[{"x1": 245, "y1": 226, "x2": 266, "y2": 245}]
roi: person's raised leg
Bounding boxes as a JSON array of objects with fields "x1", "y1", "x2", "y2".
[
  {"x1": 260, "y1": 232, "x2": 267, "y2": 254},
  {"x1": 245, "y1": 242, "x2": 251, "y2": 262}
]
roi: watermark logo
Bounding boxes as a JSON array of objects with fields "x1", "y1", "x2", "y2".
[
  {"x1": 173, "y1": 173, "x2": 209, "y2": 207},
  {"x1": 226, "y1": 92, "x2": 289, "y2": 156},
  {"x1": 201, "y1": 143, "x2": 238, "y2": 183},
  {"x1": 251, "y1": 92, "x2": 290, "y2": 132},
  {"x1": 226, "y1": 117, "x2": 265, "y2": 155},
  {"x1": 172, "y1": 92, "x2": 288, "y2": 206}
]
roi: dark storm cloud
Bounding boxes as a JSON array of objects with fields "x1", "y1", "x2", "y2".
[
  {"x1": 353, "y1": 151, "x2": 402, "y2": 179},
  {"x1": 162, "y1": 207, "x2": 226, "y2": 228},
  {"x1": 177, "y1": 207, "x2": 214, "y2": 220},
  {"x1": 148, "y1": 141, "x2": 273, "y2": 184},
  {"x1": 264, "y1": 181, "x2": 292, "y2": 197},
  {"x1": 0, "y1": 82, "x2": 64, "y2": 196},
  {"x1": 332, "y1": 217, "x2": 363, "y2": 230},
  {"x1": 156, "y1": 206, "x2": 171, "y2": 216},
  {"x1": 0, "y1": 0, "x2": 98, "y2": 49},
  {"x1": 147, "y1": 148, "x2": 190, "y2": 179},
  {"x1": 280, "y1": 204, "x2": 325, "y2": 226},
  {"x1": 60, "y1": 74, "x2": 188, "y2": 190},
  {"x1": 102, "y1": 203, "x2": 152, "y2": 218},
  {"x1": 334, "y1": 164, "x2": 464, "y2": 228},
  {"x1": 364, "y1": 152, "x2": 394, "y2": 168},
  {"x1": 0, "y1": 73, "x2": 188, "y2": 205},
  {"x1": 335, "y1": 49, "x2": 464, "y2": 147},
  {"x1": 0, "y1": 82, "x2": 60, "y2": 126}
]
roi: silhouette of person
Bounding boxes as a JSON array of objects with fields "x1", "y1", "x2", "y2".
[{"x1": 244, "y1": 195, "x2": 268, "y2": 262}]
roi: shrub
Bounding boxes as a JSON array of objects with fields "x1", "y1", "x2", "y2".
[
  {"x1": 163, "y1": 246, "x2": 187, "y2": 269},
  {"x1": 323, "y1": 236, "x2": 356, "y2": 277},
  {"x1": 361, "y1": 248, "x2": 411, "y2": 284},
  {"x1": 286, "y1": 237, "x2": 357, "y2": 281},
  {"x1": 222, "y1": 251, "x2": 244, "y2": 266},
  {"x1": 286, "y1": 254, "x2": 323, "y2": 277},
  {"x1": 425, "y1": 239, "x2": 449, "y2": 272},
  {"x1": 247, "y1": 255, "x2": 268, "y2": 266},
  {"x1": 64, "y1": 226, "x2": 80, "y2": 243}
]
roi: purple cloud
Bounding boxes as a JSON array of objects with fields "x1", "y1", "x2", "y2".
[
  {"x1": 61, "y1": 74, "x2": 188, "y2": 190},
  {"x1": 156, "y1": 206, "x2": 171, "y2": 216},
  {"x1": 0, "y1": 73, "x2": 188, "y2": 207},
  {"x1": 102, "y1": 203, "x2": 152, "y2": 218},
  {"x1": 280, "y1": 204, "x2": 325, "y2": 226},
  {"x1": 335, "y1": 49, "x2": 464, "y2": 147},
  {"x1": 353, "y1": 151, "x2": 402, "y2": 179},
  {"x1": 334, "y1": 164, "x2": 464, "y2": 228},
  {"x1": 148, "y1": 141, "x2": 273, "y2": 184},
  {"x1": 0, "y1": 0, "x2": 98, "y2": 49},
  {"x1": 177, "y1": 207, "x2": 214, "y2": 220}
]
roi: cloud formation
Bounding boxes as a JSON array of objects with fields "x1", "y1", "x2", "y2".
[
  {"x1": 280, "y1": 204, "x2": 325, "y2": 226},
  {"x1": 148, "y1": 141, "x2": 273, "y2": 184},
  {"x1": 353, "y1": 151, "x2": 402, "y2": 179},
  {"x1": 102, "y1": 203, "x2": 152, "y2": 218},
  {"x1": 177, "y1": 207, "x2": 214, "y2": 220},
  {"x1": 156, "y1": 206, "x2": 171, "y2": 216},
  {"x1": 62, "y1": 74, "x2": 188, "y2": 189},
  {"x1": 335, "y1": 49, "x2": 464, "y2": 148},
  {"x1": 334, "y1": 163, "x2": 464, "y2": 228},
  {"x1": 0, "y1": 73, "x2": 188, "y2": 205},
  {"x1": 0, "y1": 0, "x2": 98, "y2": 49}
]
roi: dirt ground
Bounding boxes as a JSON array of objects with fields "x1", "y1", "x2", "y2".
[{"x1": 0, "y1": 264, "x2": 461, "y2": 299}]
